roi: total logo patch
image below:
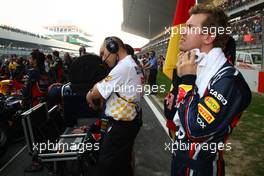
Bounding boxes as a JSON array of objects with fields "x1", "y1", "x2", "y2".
[
  {"x1": 204, "y1": 96, "x2": 220, "y2": 113},
  {"x1": 198, "y1": 103, "x2": 215, "y2": 124}
]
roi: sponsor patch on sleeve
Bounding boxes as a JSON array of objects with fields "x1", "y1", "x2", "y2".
[
  {"x1": 198, "y1": 103, "x2": 215, "y2": 124},
  {"x1": 176, "y1": 84, "x2": 193, "y2": 107},
  {"x1": 178, "y1": 84, "x2": 193, "y2": 94},
  {"x1": 104, "y1": 75, "x2": 112, "y2": 82},
  {"x1": 204, "y1": 96, "x2": 220, "y2": 113}
]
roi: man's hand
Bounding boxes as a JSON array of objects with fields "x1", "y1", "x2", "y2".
[
  {"x1": 86, "y1": 87, "x2": 104, "y2": 110},
  {"x1": 86, "y1": 91, "x2": 94, "y2": 109},
  {"x1": 143, "y1": 63, "x2": 151, "y2": 69},
  {"x1": 177, "y1": 51, "x2": 197, "y2": 77}
]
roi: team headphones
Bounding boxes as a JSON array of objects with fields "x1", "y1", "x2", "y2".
[
  {"x1": 105, "y1": 37, "x2": 119, "y2": 54},
  {"x1": 102, "y1": 37, "x2": 120, "y2": 69}
]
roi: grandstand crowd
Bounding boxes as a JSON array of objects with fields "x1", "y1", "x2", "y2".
[
  {"x1": 215, "y1": 0, "x2": 263, "y2": 45},
  {"x1": 231, "y1": 12, "x2": 262, "y2": 45},
  {"x1": 219, "y1": 0, "x2": 258, "y2": 10}
]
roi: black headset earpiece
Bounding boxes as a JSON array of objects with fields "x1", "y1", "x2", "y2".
[{"x1": 105, "y1": 37, "x2": 119, "y2": 54}]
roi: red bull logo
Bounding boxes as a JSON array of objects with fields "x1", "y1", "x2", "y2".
[{"x1": 176, "y1": 84, "x2": 193, "y2": 107}]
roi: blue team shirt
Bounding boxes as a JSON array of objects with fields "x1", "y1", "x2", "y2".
[{"x1": 149, "y1": 57, "x2": 158, "y2": 70}]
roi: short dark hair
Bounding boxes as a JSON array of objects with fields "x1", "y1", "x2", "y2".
[
  {"x1": 69, "y1": 54, "x2": 109, "y2": 92},
  {"x1": 79, "y1": 46, "x2": 86, "y2": 56},
  {"x1": 31, "y1": 50, "x2": 45, "y2": 71},
  {"x1": 189, "y1": 4, "x2": 229, "y2": 48},
  {"x1": 46, "y1": 54, "x2": 52, "y2": 60},
  {"x1": 124, "y1": 44, "x2": 134, "y2": 56},
  {"x1": 151, "y1": 50, "x2": 156, "y2": 57},
  {"x1": 52, "y1": 50, "x2": 60, "y2": 57}
]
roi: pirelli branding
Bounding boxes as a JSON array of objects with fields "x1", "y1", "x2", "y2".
[
  {"x1": 198, "y1": 103, "x2": 215, "y2": 124},
  {"x1": 204, "y1": 96, "x2": 220, "y2": 113}
]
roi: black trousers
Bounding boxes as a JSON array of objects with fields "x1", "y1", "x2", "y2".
[
  {"x1": 96, "y1": 116, "x2": 142, "y2": 176},
  {"x1": 148, "y1": 69, "x2": 157, "y2": 87},
  {"x1": 171, "y1": 151, "x2": 225, "y2": 176}
]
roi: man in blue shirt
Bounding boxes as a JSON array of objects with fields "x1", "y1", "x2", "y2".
[{"x1": 146, "y1": 51, "x2": 158, "y2": 93}]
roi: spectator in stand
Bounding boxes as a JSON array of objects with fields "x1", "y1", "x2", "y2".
[
  {"x1": 218, "y1": 0, "x2": 256, "y2": 11},
  {"x1": 254, "y1": 19, "x2": 262, "y2": 33}
]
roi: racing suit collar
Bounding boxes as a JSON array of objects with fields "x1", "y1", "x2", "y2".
[
  {"x1": 197, "y1": 48, "x2": 223, "y2": 67},
  {"x1": 196, "y1": 48, "x2": 227, "y2": 96}
]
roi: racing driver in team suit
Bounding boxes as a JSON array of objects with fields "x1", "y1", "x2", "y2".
[{"x1": 164, "y1": 4, "x2": 252, "y2": 176}]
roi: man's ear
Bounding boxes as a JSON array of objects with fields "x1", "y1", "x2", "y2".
[{"x1": 203, "y1": 33, "x2": 216, "y2": 45}]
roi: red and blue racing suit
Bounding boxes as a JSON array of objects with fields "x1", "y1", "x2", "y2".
[{"x1": 165, "y1": 62, "x2": 251, "y2": 176}]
